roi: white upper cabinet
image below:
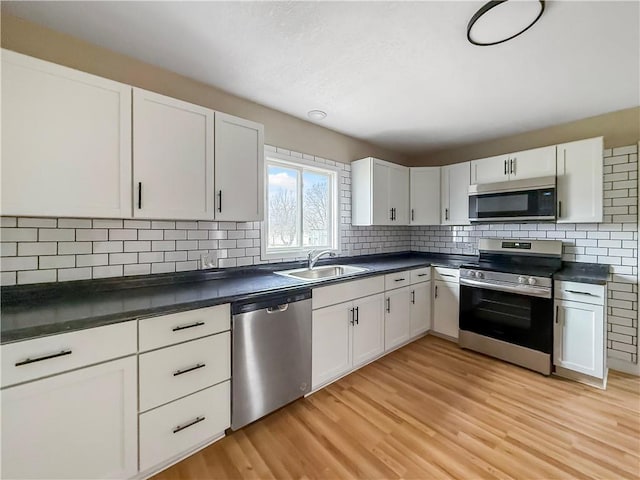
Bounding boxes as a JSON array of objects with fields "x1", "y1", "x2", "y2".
[
  {"x1": 133, "y1": 88, "x2": 215, "y2": 220},
  {"x1": 352, "y1": 157, "x2": 409, "y2": 226},
  {"x1": 214, "y1": 112, "x2": 264, "y2": 221},
  {"x1": 509, "y1": 145, "x2": 556, "y2": 179},
  {"x1": 470, "y1": 145, "x2": 556, "y2": 184},
  {"x1": 556, "y1": 137, "x2": 604, "y2": 223},
  {"x1": 1, "y1": 49, "x2": 132, "y2": 218},
  {"x1": 441, "y1": 161, "x2": 471, "y2": 225},
  {"x1": 409, "y1": 167, "x2": 440, "y2": 225}
]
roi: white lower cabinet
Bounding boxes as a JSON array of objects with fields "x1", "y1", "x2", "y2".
[
  {"x1": 410, "y1": 281, "x2": 431, "y2": 337},
  {"x1": 385, "y1": 286, "x2": 412, "y2": 351},
  {"x1": 1, "y1": 356, "x2": 138, "y2": 479},
  {"x1": 433, "y1": 279, "x2": 460, "y2": 339},
  {"x1": 553, "y1": 281, "x2": 607, "y2": 386},
  {"x1": 312, "y1": 293, "x2": 384, "y2": 389},
  {"x1": 139, "y1": 381, "x2": 230, "y2": 472}
]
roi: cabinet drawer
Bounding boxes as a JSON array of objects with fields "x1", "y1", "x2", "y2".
[
  {"x1": 433, "y1": 267, "x2": 459, "y2": 282},
  {"x1": 555, "y1": 281, "x2": 605, "y2": 306},
  {"x1": 139, "y1": 381, "x2": 230, "y2": 472},
  {"x1": 139, "y1": 332, "x2": 230, "y2": 412},
  {"x1": 313, "y1": 276, "x2": 384, "y2": 309},
  {"x1": 410, "y1": 267, "x2": 431, "y2": 284},
  {"x1": 139, "y1": 304, "x2": 230, "y2": 352},
  {"x1": 385, "y1": 271, "x2": 411, "y2": 290},
  {"x1": 1, "y1": 321, "x2": 136, "y2": 388}
]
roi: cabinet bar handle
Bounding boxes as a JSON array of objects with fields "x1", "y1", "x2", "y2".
[
  {"x1": 509, "y1": 158, "x2": 514, "y2": 175},
  {"x1": 355, "y1": 306, "x2": 359, "y2": 325},
  {"x1": 386, "y1": 297, "x2": 391, "y2": 313},
  {"x1": 504, "y1": 159, "x2": 507, "y2": 175},
  {"x1": 565, "y1": 290, "x2": 597, "y2": 297},
  {"x1": 218, "y1": 190, "x2": 222, "y2": 213},
  {"x1": 435, "y1": 285, "x2": 438, "y2": 298},
  {"x1": 411, "y1": 290, "x2": 415, "y2": 304},
  {"x1": 555, "y1": 305, "x2": 559, "y2": 324},
  {"x1": 440, "y1": 273, "x2": 456, "y2": 278},
  {"x1": 172, "y1": 321, "x2": 205, "y2": 332},
  {"x1": 417, "y1": 273, "x2": 428, "y2": 277},
  {"x1": 173, "y1": 416, "x2": 206, "y2": 434},
  {"x1": 394, "y1": 278, "x2": 406, "y2": 282},
  {"x1": 15, "y1": 349, "x2": 72, "y2": 366},
  {"x1": 558, "y1": 201, "x2": 562, "y2": 218},
  {"x1": 390, "y1": 208, "x2": 394, "y2": 220},
  {"x1": 411, "y1": 209, "x2": 415, "y2": 221},
  {"x1": 445, "y1": 208, "x2": 449, "y2": 221},
  {"x1": 350, "y1": 308, "x2": 355, "y2": 326},
  {"x1": 138, "y1": 182, "x2": 142, "y2": 209},
  {"x1": 173, "y1": 363, "x2": 206, "y2": 376}
]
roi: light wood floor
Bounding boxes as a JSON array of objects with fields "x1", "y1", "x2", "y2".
[{"x1": 153, "y1": 336, "x2": 640, "y2": 479}]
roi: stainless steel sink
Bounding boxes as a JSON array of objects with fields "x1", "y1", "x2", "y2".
[{"x1": 276, "y1": 265, "x2": 367, "y2": 281}]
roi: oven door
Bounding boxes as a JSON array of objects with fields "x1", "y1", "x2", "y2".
[
  {"x1": 468, "y1": 187, "x2": 556, "y2": 222},
  {"x1": 459, "y1": 283, "x2": 553, "y2": 353}
]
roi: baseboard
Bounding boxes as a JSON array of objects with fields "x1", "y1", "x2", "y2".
[
  {"x1": 554, "y1": 366, "x2": 608, "y2": 389},
  {"x1": 426, "y1": 330, "x2": 458, "y2": 343},
  {"x1": 132, "y1": 432, "x2": 225, "y2": 480},
  {"x1": 607, "y1": 357, "x2": 640, "y2": 376}
]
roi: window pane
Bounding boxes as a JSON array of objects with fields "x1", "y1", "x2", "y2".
[
  {"x1": 267, "y1": 165, "x2": 300, "y2": 248},
  {"x1": 302, "y1": 170, "x2": 331, "y2": 247}
]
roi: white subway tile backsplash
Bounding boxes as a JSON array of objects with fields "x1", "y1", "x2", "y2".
[
  {"x1": 58, "y1": 267, "x2": 92, "y2": 282},
  {"x1": 1, "y1": 217, "x2": 17, "y2": 228},
  {"x1": 2, "y1": 228, "x2": 38, "y2": 242},
  {"x1": 109, "y1": 253, "x2": 138, "y2": 265},
  {"x1": 152, "y1": 221, "x2": 175, "y2": 230},
  {"x1": 109, "y1": 229, "x2": 137, "y2": 241},
  {"x1": 92, "y1": 265, "x2": 123, "y2": 279},
  {"x1": 1, "y1": 256, "x2": 38, "y2": 271},
  {"x1": 18, "y1": 218, "x2": 57, "y2": 228},
  {"x1": 58, "y1": 218, "x2": 92, "y2": 229},
  {"x1": 76, "y1": 229, "x2": 108, "y2": 241},
  {"x1": 58, "y1": 242, "x2": 92, "y2": 255},
  {"x1": 139, "y1": 251, "x2": 164, "y2": 263},
  {"x1": 124, "y1": 241, "x2": 151, "y2": 252},
  {"x1": 17, "y1": 242, "x2": 56, "y2": 256},
  {"x1": 1, "y1": 243, "x2": 17, "y2": 257},
  {"x1": 151, "y1": 240, "x2": 176, "y2": 251},
  {"x1": 93, "y1": 241, "x2": 124, "y2": 254},
  {"x1": 151, "y1": 262, "x2": 175, "y2": 274},
  {"x1": 138, "y1": 229, "x2": 164, "y2": 240},
  {"x1": 39, "y1": 255, "x2": 75, "y2": 269},
  {"x1": 93, "y1": 219, "x2": 123, "y2": 229},
  {"x1": 164, "y1": 230, "x2": 187, "y2": 240},
  {"x1": 76, "y1": 254, "x2": 109, "y2": 267},
  {"x1": 17, "y1": 269, "x2": 56, "y2": 284},
  {"x1": 124, "y1": 264, "x2": 151, "y2": 276}
]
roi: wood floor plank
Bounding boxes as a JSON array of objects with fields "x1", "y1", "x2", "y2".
[{"x1": 152, "y1": 336, "x2": 640, "y2": 480}]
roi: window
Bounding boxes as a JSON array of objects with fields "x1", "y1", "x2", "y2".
[{"x1": 262, "y1": 152, "x2": 340, "y2": 259}]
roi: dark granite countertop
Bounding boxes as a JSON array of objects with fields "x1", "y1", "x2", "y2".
[
  {"x1": 554, "y1": 262, "x2": 609, "y2": 285},
  {"x1": 0, "y1": 252, "x2": 474, "y2": 344}
]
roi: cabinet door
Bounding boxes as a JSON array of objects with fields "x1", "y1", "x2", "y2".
[
  {"x1": 510, "y1": 145, "x2": 556, "y2": 179},
  {"x1": 372, "y1": 160, "x2": 392, "y2": 225},
  {"x1": 352, "y1": 294, "x2": 385, "y2": 367},
  {"x1": 214, "y1": 112, "x2": 264, "y2": 221},
  {"x1": 554, "y1": 300, "x2": 604, "y2": 378},
  {"x1": 384, "y1": 287, "x2": 412, "y2": 351},
  {"x1": 441, "y1": 162, "x2": 471, "y2": 225},
  {"x1": 556, "y1": 137, "x2": 604, "y2": 223},
  {"x1": 1, "y1": 49, "x2": 132, "y2": 218},
  {"x1": 470, "y1": 154, "x2": 510, "y2": 184},
  {"x1": 1, "y1": 356, "x2": 137, "y2": 479},
  {"x1": 133, "y1": 88, "x2": 214, "y2": 220},
  {"x1": 312, "y1": 302, "x2": 352, "y2": 389},
  {"x1": 410, "y1": 282, "x2": 431, "y2": 337},
  {"x1": 389, "y1": 164, "x2": 410, "y2": 225},
  {"x1": 433, "y1": 280, "x2": 459, "y2": 339},
  {"x1": 410, "y1": 167, "x2": 440, "y2": 225}
]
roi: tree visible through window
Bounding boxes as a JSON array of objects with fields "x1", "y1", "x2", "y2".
[{"x1": 265, "y1": 156, "x2": 338, "y2": 256}]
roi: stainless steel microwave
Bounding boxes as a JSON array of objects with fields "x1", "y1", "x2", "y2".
[{"x1": 468, "y1": 176, "x2": 556, "y2": 223}]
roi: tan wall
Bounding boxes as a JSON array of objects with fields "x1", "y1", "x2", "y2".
[
  {"x1": 0, "y1": 13, "x2": 409, "y2": 165},
  {"x1": 411, "y1": 107, "x2": 640, "y2": 166}
]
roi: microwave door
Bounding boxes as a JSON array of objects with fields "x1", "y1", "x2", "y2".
[{"x1": 469, "y1": 188, "x2": 556, "y2": 222}]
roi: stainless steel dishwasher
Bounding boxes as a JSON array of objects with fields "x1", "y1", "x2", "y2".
[{"x1": 231, "y1": 289, "x2": 312, "y2": 430}]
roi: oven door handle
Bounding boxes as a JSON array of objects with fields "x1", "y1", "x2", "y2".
[{"x1": 460, "y1": 277, "x2": 551, "y2": 299}]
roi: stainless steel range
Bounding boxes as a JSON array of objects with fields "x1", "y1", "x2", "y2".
[{"x1": 458, "y1": 238, "x2": 563, "y2": 375}]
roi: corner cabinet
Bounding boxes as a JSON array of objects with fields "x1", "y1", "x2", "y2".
[
  {"x1": 409, "y1": 167, "x2": 440, "y2": 225},
  {"x1": 441, "y1": 162, "x2": 471, "y2": 225},
  {"x1": 214, "y1": 113, "x2": 264, "y2": 221},
  {"x1": 553, "y1": 281, "x2": 607, "y2": 388},
  {"x1": 556, "y1": 137, "x2": 604, "y2": 223},
  {"x1": 133, "y1": 88, "x2": 215, "y2": 220},
  {"x1": 352, "y1": 157, "x2": 409, "y2": 226},
  {"x1": 1, "y1": 49, "x2": 132, "y2": 218},
  {"x1": 432, "y1": 268, "x2": 460, "y2": 339}
]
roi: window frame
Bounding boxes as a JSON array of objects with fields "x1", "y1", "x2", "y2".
[{"x1": 261, "y1": 151, "x2": 341, "y2": 260}]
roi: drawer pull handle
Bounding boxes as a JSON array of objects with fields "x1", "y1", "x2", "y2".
[
  {"x1": 173, "y1": 363, "x2": 206, "y2": 376},
  {"x1": 15, "y1": 349, "x2": 72, "y2": 366},
  {"x1": 440, "y1": 273, "x2": 456, "y2": 278},
  {"x1": 565, "y1": 290, "x2": 597, "y2": 297},
  {"x1": 173, "y1": 416, "x2": 206, "y2": 434},
  {"x1": 394, "y1": 278, "x2": 406, "y2": 282},
  {"x1": 417, "y1": 273, "x2": 428, "y2": 277},
  {"x1": 172, "y1": 321, "x2": 205, "y2": 332}
]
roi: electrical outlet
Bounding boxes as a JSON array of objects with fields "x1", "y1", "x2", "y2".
[{"x1": 200, "y1": 253, "x2": 217, "y2": 270}]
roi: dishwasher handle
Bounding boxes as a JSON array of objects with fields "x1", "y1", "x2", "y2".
[{"x1": 266, "y1": 304, "x2": 289, "y2": 313}]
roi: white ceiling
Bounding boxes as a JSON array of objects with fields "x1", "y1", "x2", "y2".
[{"x1": 4, "y1": 1, "x2": 639, "y2": 155}]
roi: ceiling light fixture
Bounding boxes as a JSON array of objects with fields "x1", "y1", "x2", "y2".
[
  {"x1": 467, "y1": 0, "x2": 545, "y2": 46},
  {"x1": 307, "y1": 110, "x2": 327, "y2": 121}
]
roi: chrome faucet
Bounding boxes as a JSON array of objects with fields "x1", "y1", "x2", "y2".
[{"x1": 307, "y1": 249, "x2": 336, "y2": 269}]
